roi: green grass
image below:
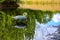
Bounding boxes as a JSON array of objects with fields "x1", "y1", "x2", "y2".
[{"x1": 0, "y1": 10, "x2": 35, "y2": 40}]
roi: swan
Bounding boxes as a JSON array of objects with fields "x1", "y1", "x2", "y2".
[{"x1": 12, "y1": 12, "x2": 27, "y2": 28}]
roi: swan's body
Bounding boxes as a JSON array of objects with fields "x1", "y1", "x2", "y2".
[
  {"x1": 12, "y1": 12, "x2": 27, "y2": 28},
  {"x1": 12, "y1": 15, "x2": 26, "y2": 20},
  {"x1": 12, "y1": 12, "x2": 27, "y2": 20}
]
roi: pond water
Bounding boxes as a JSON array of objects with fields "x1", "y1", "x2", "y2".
[{"x1": 33, "y1": 13, "x2": 60, "y2": 40}]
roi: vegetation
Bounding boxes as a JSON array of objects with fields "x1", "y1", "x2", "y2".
[
  {"x1": 0, "y1": 9, "x2": 36, "y2": 40},
  {"x1": 0, "y1": 0, "x2": 60, "y2": 40},
  {"x1": 0, "y1": 8, "x2": 55, "y2": 40}
]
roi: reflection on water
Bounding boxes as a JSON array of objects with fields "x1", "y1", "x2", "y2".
[{"x1": 34, "y1": 13, "x2": 60, "y2": 40}]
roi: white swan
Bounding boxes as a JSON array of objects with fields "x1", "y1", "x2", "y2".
[
  {"x1": 12, "y1": 12, "x2": 27, "y2": 28},
  {"x1": 12, "y1": 12, "x2": 27, "y2": 20}
]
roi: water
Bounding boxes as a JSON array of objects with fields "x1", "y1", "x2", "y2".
[
  {"x1": 33, "y1": 13, "x2": 60, "y2": 40},
  {"x1": 33, "y1": 21, "x2": 58, "y2": 40}
]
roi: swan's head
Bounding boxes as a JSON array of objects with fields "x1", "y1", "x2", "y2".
[{"x1": 23, "y1": 12, "x2": 27, "y2": 17}]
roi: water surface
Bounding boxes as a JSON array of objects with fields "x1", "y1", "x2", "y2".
[{"x1": 34, "y1": 13, "x2": 60, "y2": 40}]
